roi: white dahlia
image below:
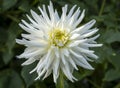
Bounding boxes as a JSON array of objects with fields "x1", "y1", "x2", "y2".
[{"x1": 16, "y1": 1, "x2": 102, "y2": 83}]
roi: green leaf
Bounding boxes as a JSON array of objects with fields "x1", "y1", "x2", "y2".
[
  {"x1": 0, "y1": 69, "x2": 24, "y2": 88},
  {"x1": 103, "y1": 69, "x2": 120, "y2": 81},
  {"x1": 73, "y1": 70, "x2": 92, "y2": 80},
  {"x1": 95, "y1": 45, "x2": 114, "y2": 63},
  {"x1": 18, "y1": 0, "x2": 31, "y2": 12},
  {"x1": 0, "y1": 29, "x2": 8, "y2": 43},
  {"x1": 2, "y1": 22, "x2": 22, "y2": 64},
  {"x1": 101, "y1": 29, "x2": 120, "y2": 44},
  {"x1": 107, "y1": 53, "x2": 120, "y2": 70},
  {"x1": 103, "y1": 14, "x2": 117, "y2": 28},
  {"x1": 1, "y1": 0, "x2": 17, "y2": 11},
  {"x1": 21, "y1": 62, "x2": 37, "y2": 88}
]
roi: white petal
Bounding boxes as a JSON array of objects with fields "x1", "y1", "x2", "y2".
[
  {"x1": 75, "y1": 47, "x2": 94, "y2": 54},
  {"x1": 69, "y1": 49, "x2": 94, "y2": 70},
  {"x1": 30, "y1": 10, "x2": 41, "y2": 24},
  {"x1": 30, "y1": 56, "x2": 45, "y2": 74},
  {"x1": 67, "y1": 5, "x2": 77, "y2": 18},
  {"x1": 61, "y1": 5, "x2": 68, "y2": 22},
  {"x1": 35, "y1": 68, "x2": 46, "y2": 80},
  {"x1": 54, "y1": 47, "x2": 60, "y2": 58},
  {"x1": 60, "y1": 52, "x2": 66, "y2": 64},
  {"x1": 87, "y1": 34, "x2": 100, "y2": 43},
  {"x1": 73, "y1": 7, "x2": 81, "y2": 21},
  {"x1": 45, "y1": 51, "x2": 54, "y2": 69},
  {"x1": 21, "y1": 32, "x2": 44, "y2": 40},
  {"x1": 86, "y1": 53, "x2": 98, "y2": 59},
  {"x1": 42, "y1": 48, "x2": 53, "y2": 69},
  {"x1": 61, "y1": 62, "x2": 76, "y2": 82},
  {"x1": 22, "y1": 57, "x2": 36, "y2": 65},
  {"x1": 53, "y1": 73, "x2": 57, "y2": 83},
  {"x1": 42, "y1": 69, "x2": 52, "y2": 80},
  {"x1": 73, "y1": 10, "x2": 85, "y2": 28},
  {"x1": 72, "y1": 55, "x2": 94, "y2": 70},
  {"x1": 38, "y1": 5, "x2": 50, "y2": 22},
  {"x1": 26, "y1": 14, "x2": 38, "y2": 26},
  {"x1": 37, "y1": 57, "x2": 47, "y2": 72},
  {"x1": 81, "y1": 43, "x2": 103, "y2": 47},
  {"x1": 68, "y1": 7, "x2": 80, "y2": 27},
  {"x1": 61, "y1": 48, "x2": 69, "y2": 57},
  {"x1": 48, "y1": 1, "x2": 55, "y2": 22},
  {"x1": 19, "y1": 23, "x2": 37, "y2": 34},
  {"x1": 68, "y1": 56, "x2": 78, "y2": 70},
  {"x1": 68, "y1": 39, "x2": 88, "y2": 47},
  {"x1": 71, "y1": 19, "x2": 96, "y2": 34},
  {"x1": 21, "y1": 20, "x2": 36, "y2": 29},
  {"x1": 54, "y1": 10, "x2": 60, "y2": 22},
  {"x1": 81, "y1": 28, "x2": 99, "y2": 38},
  {"x1": 53, "y1": 71, "x2": 59, "y2": 83},
  {"x1": 53, "y1": 57, "x2": 60, "y2": 76},
  {"x1": 70, "y1": 33, "x2": 80, "y2": 40},
  {"x1": 83, "y1": 55, "x2": 94, "y2": 62},
  {"x1": 74, "y1": 47, "x2": 98, "y2": 59},
  {"x1": 53, "y1": 57, "x2": 60, "y2": 83},
  {"x1": 16, "y1": 38, "x2": 48, "y2": 47},
  {"x1": 17, "y1": 49, "x2": 44, "y2": 58}
]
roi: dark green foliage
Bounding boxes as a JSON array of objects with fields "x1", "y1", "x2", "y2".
[{"x1": 0, "y1": 0, "x2": 120, "y2": 88}]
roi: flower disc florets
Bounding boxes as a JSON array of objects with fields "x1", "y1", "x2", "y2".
[{"x1": 49, "y1": 29, "x2": 70, "y2": 47}]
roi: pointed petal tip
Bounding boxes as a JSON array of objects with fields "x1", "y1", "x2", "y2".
[
  {"x1": 50, "y1": 0, "x2": 52, "y2": 4},
  {"x1": 38, "y1": 6, "x2": 41, "y2": 10},
  {"x1": 29, "y1": 71, "x2": 33, "y2": 74},
  {"x1": 96, "y1": 44, "x2": 103, "y2": 47},
  {"x1": 30, "y1": 9, "x2": 33, "y2": 13},
  {"x1": 15, "y1": 39, "x2": 24, "y2": 45},
  {"x1": 16, "y1": 55, "x2": 20, "y2": 58},
  {"x1": 83, "y1": 64, "x2": 95, "y2": 70},
  {"x1": 18, "y1": 23, "x2": 22, "y2": 26},
  {"x1": 15, "y1": 39, "x2": 19, "y2": 42},
  {"x1": 16, "y1": 55, "x2": 22, "y2": 59},
  {"x1": 30, "y1": 9, "x2": 36, "y2": 15},
  {"x1": 89, "y1": 66, "x2": 94, "y2": 70},
  {"x1": 34, "y1": 77, "x2": 38, "y2": 81},
  {"x1": 29, "y1": 71, "x2": 34, "y2": 74},
  {"x1": 21, "y1": 63, "x2": 26, "y2": 66},
  {"x1": 21, "y1": 19, "x2": 25, "y2": 23},
  {"x1": 83, "y1": 9, "x2": 85, "y2": 12},
  {"x1": 100, "y1": 44, "x2": 103, "y2": 46},
  {"x1": 49, "y1": 0, "x2": 53, "y2": 6},
  {"x1": 30, "y1": 67, "x2": 37, "y2": 74},
  {"x1": 92, "y1": 19, "x2": 96, "y2": 23},
  {"x1": 76, "y1": 67, "x2": 79, "y2": 70}
]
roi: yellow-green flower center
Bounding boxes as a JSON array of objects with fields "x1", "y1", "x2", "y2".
[{"x1": 49, "y1": 29, "x2": 70, "y2": 47}]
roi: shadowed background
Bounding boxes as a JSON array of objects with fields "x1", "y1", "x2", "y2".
[{"x1": 0, "y1": 0, "x2": 120, "y2": 88}]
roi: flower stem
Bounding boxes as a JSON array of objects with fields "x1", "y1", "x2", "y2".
[
  {"x1": 99, "y1": 0, "x2": 106, "y2": 16},
  {"x1": 60, "y1": 73, "x2": 64, "y2": 88},
  {"x1": 56, "y1": 72, "x2": 64, "y2": 88}
]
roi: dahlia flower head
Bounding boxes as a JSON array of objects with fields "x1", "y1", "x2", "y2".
[{"x1": 16, "y1": 1, "x2": 102, "y2": 83}]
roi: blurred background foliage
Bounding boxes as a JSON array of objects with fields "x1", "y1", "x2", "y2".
[{"x1": 0, "y1": 0, "x2": 120, "y2": 88}]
